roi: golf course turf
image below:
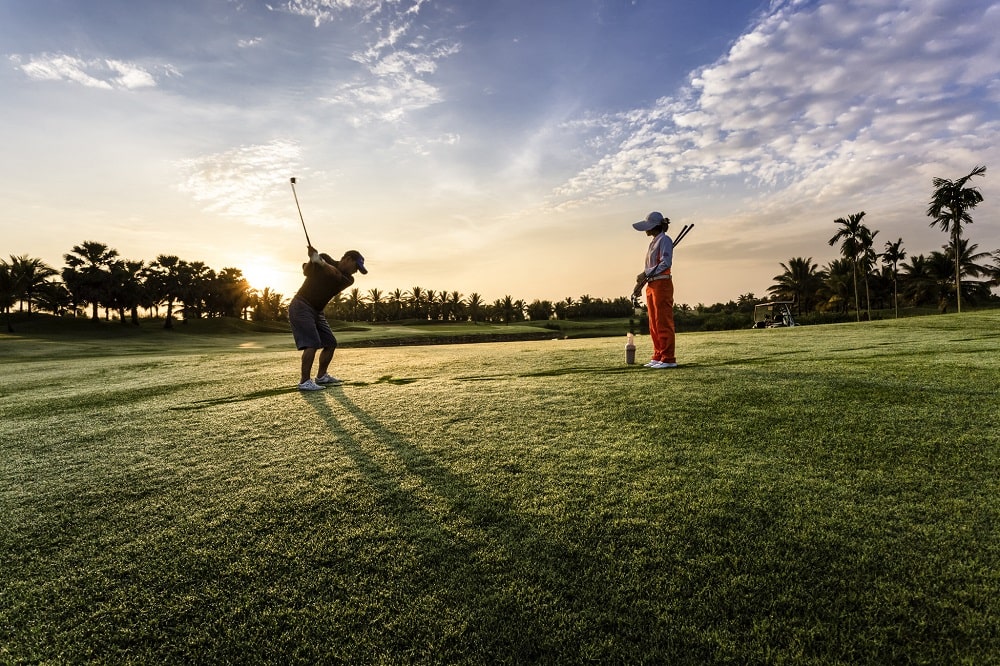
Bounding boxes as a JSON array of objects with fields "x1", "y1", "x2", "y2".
[{"x1": 2, "y1": 312, "x2": 998, "y2": 663}]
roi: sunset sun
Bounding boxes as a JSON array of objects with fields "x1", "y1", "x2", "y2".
[{"x1": 240, "y1": 256, "x2": 287, "y2": 292}]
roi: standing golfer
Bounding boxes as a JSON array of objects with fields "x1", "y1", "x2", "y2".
[
  {"x1": 289, "y1": 246, "x2": 367, "y2": 390},
  {"x1": 633, "y1": 211, "x2": 677, "y2": 368}
]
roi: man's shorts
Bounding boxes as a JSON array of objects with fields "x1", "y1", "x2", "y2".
[{"x1": 289, "y1": 296, "x2": 337, "y2": 351}]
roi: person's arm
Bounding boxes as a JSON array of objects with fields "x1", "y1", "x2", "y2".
[{"x1": 305, "y1": 247, "x2": 342, "y2": 277}]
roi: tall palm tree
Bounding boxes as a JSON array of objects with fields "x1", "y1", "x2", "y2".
[
  {"x1": 63, "y1": 241, "x2": 120, "y2": 320},
  {"x1": 857, "y1": 226, "x2": 879, "y2": 320},
  {"x1": 828, "y1": 212, "x2": 866, "y2": 321},
  {"x1": 926, "y1": 164, "x2": 987, "y2": 313},
  {"x1": 881, "y1": 238, "x2": 906, "y2": 318}
]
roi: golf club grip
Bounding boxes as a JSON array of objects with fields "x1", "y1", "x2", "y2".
[{"x1": 674, "y1": 224, "x2": 693, "y2": 247}]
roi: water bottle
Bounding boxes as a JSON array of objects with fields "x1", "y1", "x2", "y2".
[{"x1": 625, "y1": 332, "x2": 636, "y2": 365}]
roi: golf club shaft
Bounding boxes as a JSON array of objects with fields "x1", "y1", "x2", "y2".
[
  {"x1": 674, "y1": 223, "x2": 694, "y2": 247},
  {"x1": 289, "y1": 178, "x2": 312, "y2": 247}
]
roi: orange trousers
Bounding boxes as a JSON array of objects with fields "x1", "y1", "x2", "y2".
[{"x1": 646, "y1": 278, "x2": 675, "y2": 363}]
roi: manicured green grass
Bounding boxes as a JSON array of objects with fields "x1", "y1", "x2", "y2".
[{"x1": 2, "y1": 313, "x2": 998, "y2": 663}]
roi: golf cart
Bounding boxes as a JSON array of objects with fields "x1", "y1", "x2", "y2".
[{"x1": 752, "y1": 301, "x2": 797, "y2": 328}]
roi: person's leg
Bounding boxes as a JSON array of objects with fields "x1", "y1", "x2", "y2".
[
  {"x1": 289, "y1": 298, "x2": 324, "y2": 386},
  {"x1": 316, "y1": 347, "x2": 335, "y2": 377},
  {"x1": 648, "y1": 280, "x2": 675, "y2": 363},
  {"x1": 659, "y1": 279, "x2": 676, "y2": 364},
  {"x1": 301, "y1": 348, "x2": 317, "y2": 383},
  {"x1": 645, "y1": 285, "x2": 662, "y2": 362},
  {"x1": 314, "y1": 315, "x2": 340, "y2": 382}
]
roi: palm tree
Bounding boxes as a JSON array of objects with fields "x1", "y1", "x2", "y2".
[
  {"x1": 768, "y1": 257, "x2": 824, "y2": 314},
  {"x1": 33, "y1": 281, "x2": 72, "y2": 316},
  {"x1": 927, "y1": 164, "x2": 987, "y2": 313},
  {"x1": 465, "y1": 292, "x2": 484, "y2": 322},
  {"x1": 179, "y1": 261, "x2": 214, "y2": 320},
  {"x1": 388, "y1": 288, "x2": 405, "y2": 321},
  {"x1": 367, "y1": 288, "x2": 384, "y2": 322},
  {"x1": 819, "y1": 258, "x2": 853, "y2": 313},
  {"x1": 424, "y1": 289, "x2": 439, "y2": 321},
  {"x1": 828, "y1": 212, "x2": 866, "y2": 321},
  {"x1": 986, "y1": 250, "x2": 1000, "y2": 290},
  {"x1": 901, "y1": 253, "x2": 954, "y2": 311},
  {"x1": 857, "y1": 226, "x2": 879, "y2": 320},
  {"x1": 107, "y1": 260, "x2": 150, "y2": 325},
  {"x1": 148, "y1": 254, "x2": 186, "y2": 328},
  {"x1": 63, "y1": 241, "x2": 119, "y2": 320},
  {"x1": 406, "y1": 286, "x2": 426, "y2": 320},
  {"x1": 251, "y1": 287, "x2": 288, "y2": 321},
  {"x1": 495, "y1": 295, "x2": 520, "y2": 323},
  {"x1": 7, "y1": 255, "x2": 58, "y2": 315},
  {"x1": 214, "y1": 267, "x2": 251, "y2": 318},
  {"x1": 447, "y1": 291, "x2": 465, "y2": 322},
  {"x1": 946, "y1": 238, "x2": 994, "y2": 305},
  {"x1": 881, "y1": 239, "x2": 906, "y2": 318}
]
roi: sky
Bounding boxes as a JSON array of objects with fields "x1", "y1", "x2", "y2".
[{"x1": 2, "y1": 0, "x2": 999, "y2": 307}]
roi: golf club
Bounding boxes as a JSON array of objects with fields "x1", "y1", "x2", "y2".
[
  {"x1": 289, "y1": 177, "x2": 312, "y2": 247},
  {"x1": 674, "y1": 223, "x2": 694, "y2": 247}
]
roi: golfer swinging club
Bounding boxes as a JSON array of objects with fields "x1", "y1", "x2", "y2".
[
  {"x1": 289, "y1": 246, "x2": 367, "y2": 390},
  {"x1": 633, "y1": 211, "x2": 677, "y2": 368}
]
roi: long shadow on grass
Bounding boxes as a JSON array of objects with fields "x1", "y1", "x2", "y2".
[{"x1": 301, "y1": 391, "x2": 688, "y2": 661}]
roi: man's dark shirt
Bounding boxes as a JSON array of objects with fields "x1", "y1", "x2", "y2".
[{"x1": 294, "y1": 261, "x2": 354, "y2": 310}]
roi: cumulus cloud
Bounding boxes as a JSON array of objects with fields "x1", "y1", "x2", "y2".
[
  {"x1": 551, "y1": 0, "x2": 1000, "y2": 212},
  {"x1": 9, "y1": 53, "x2": 171, "y2": 90},
  {"x1": 174, "y1": 140, "x2": 304, "y2": 226}
]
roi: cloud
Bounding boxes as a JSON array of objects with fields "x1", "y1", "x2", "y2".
[
  {"x1": 550, "y1": 0, "x2": 1000, "y2": 212},
  {"x1": 174, "y1": 140, "x2": 304, "y2": 227},
  {"x1": 279, "y1": 0, "x2": 460, "y2": 124},
  {"x1": 282, "y1": 0, "x2": 384, "y2": 28},
  {"x1": 9, "y1": 53, "x2": 169, "y2": 90}
]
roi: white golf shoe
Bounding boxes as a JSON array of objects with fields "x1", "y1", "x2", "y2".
[
  {"x1": 315, "y1": 374, "x2": 343, "y2": 385},
  {"x1": 298, "y1": 379, "x2": 325, "y2": 391}
]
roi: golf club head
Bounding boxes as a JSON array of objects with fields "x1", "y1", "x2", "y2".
[{"x1": 290, "y1": 177, "x2": 297, "y2": 184}]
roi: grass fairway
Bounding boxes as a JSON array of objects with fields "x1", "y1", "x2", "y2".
[{"x1": 2, "y1": 313, "x2": 998, "y2": 663}]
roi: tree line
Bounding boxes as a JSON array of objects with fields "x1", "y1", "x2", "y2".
[
  {"x1": 767, "y1": 165, "x2": 999, "y2": 318},
  {"x1": 0, "y1": 241, "x2": 634, "y2": 331},
  {"x1": 3, "y1": 165, "x2": 997, "y2": 333}
]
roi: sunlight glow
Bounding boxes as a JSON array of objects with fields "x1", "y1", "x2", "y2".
[{"x1": 240, "y1": 256, "x2": 286, "y2": 292}]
